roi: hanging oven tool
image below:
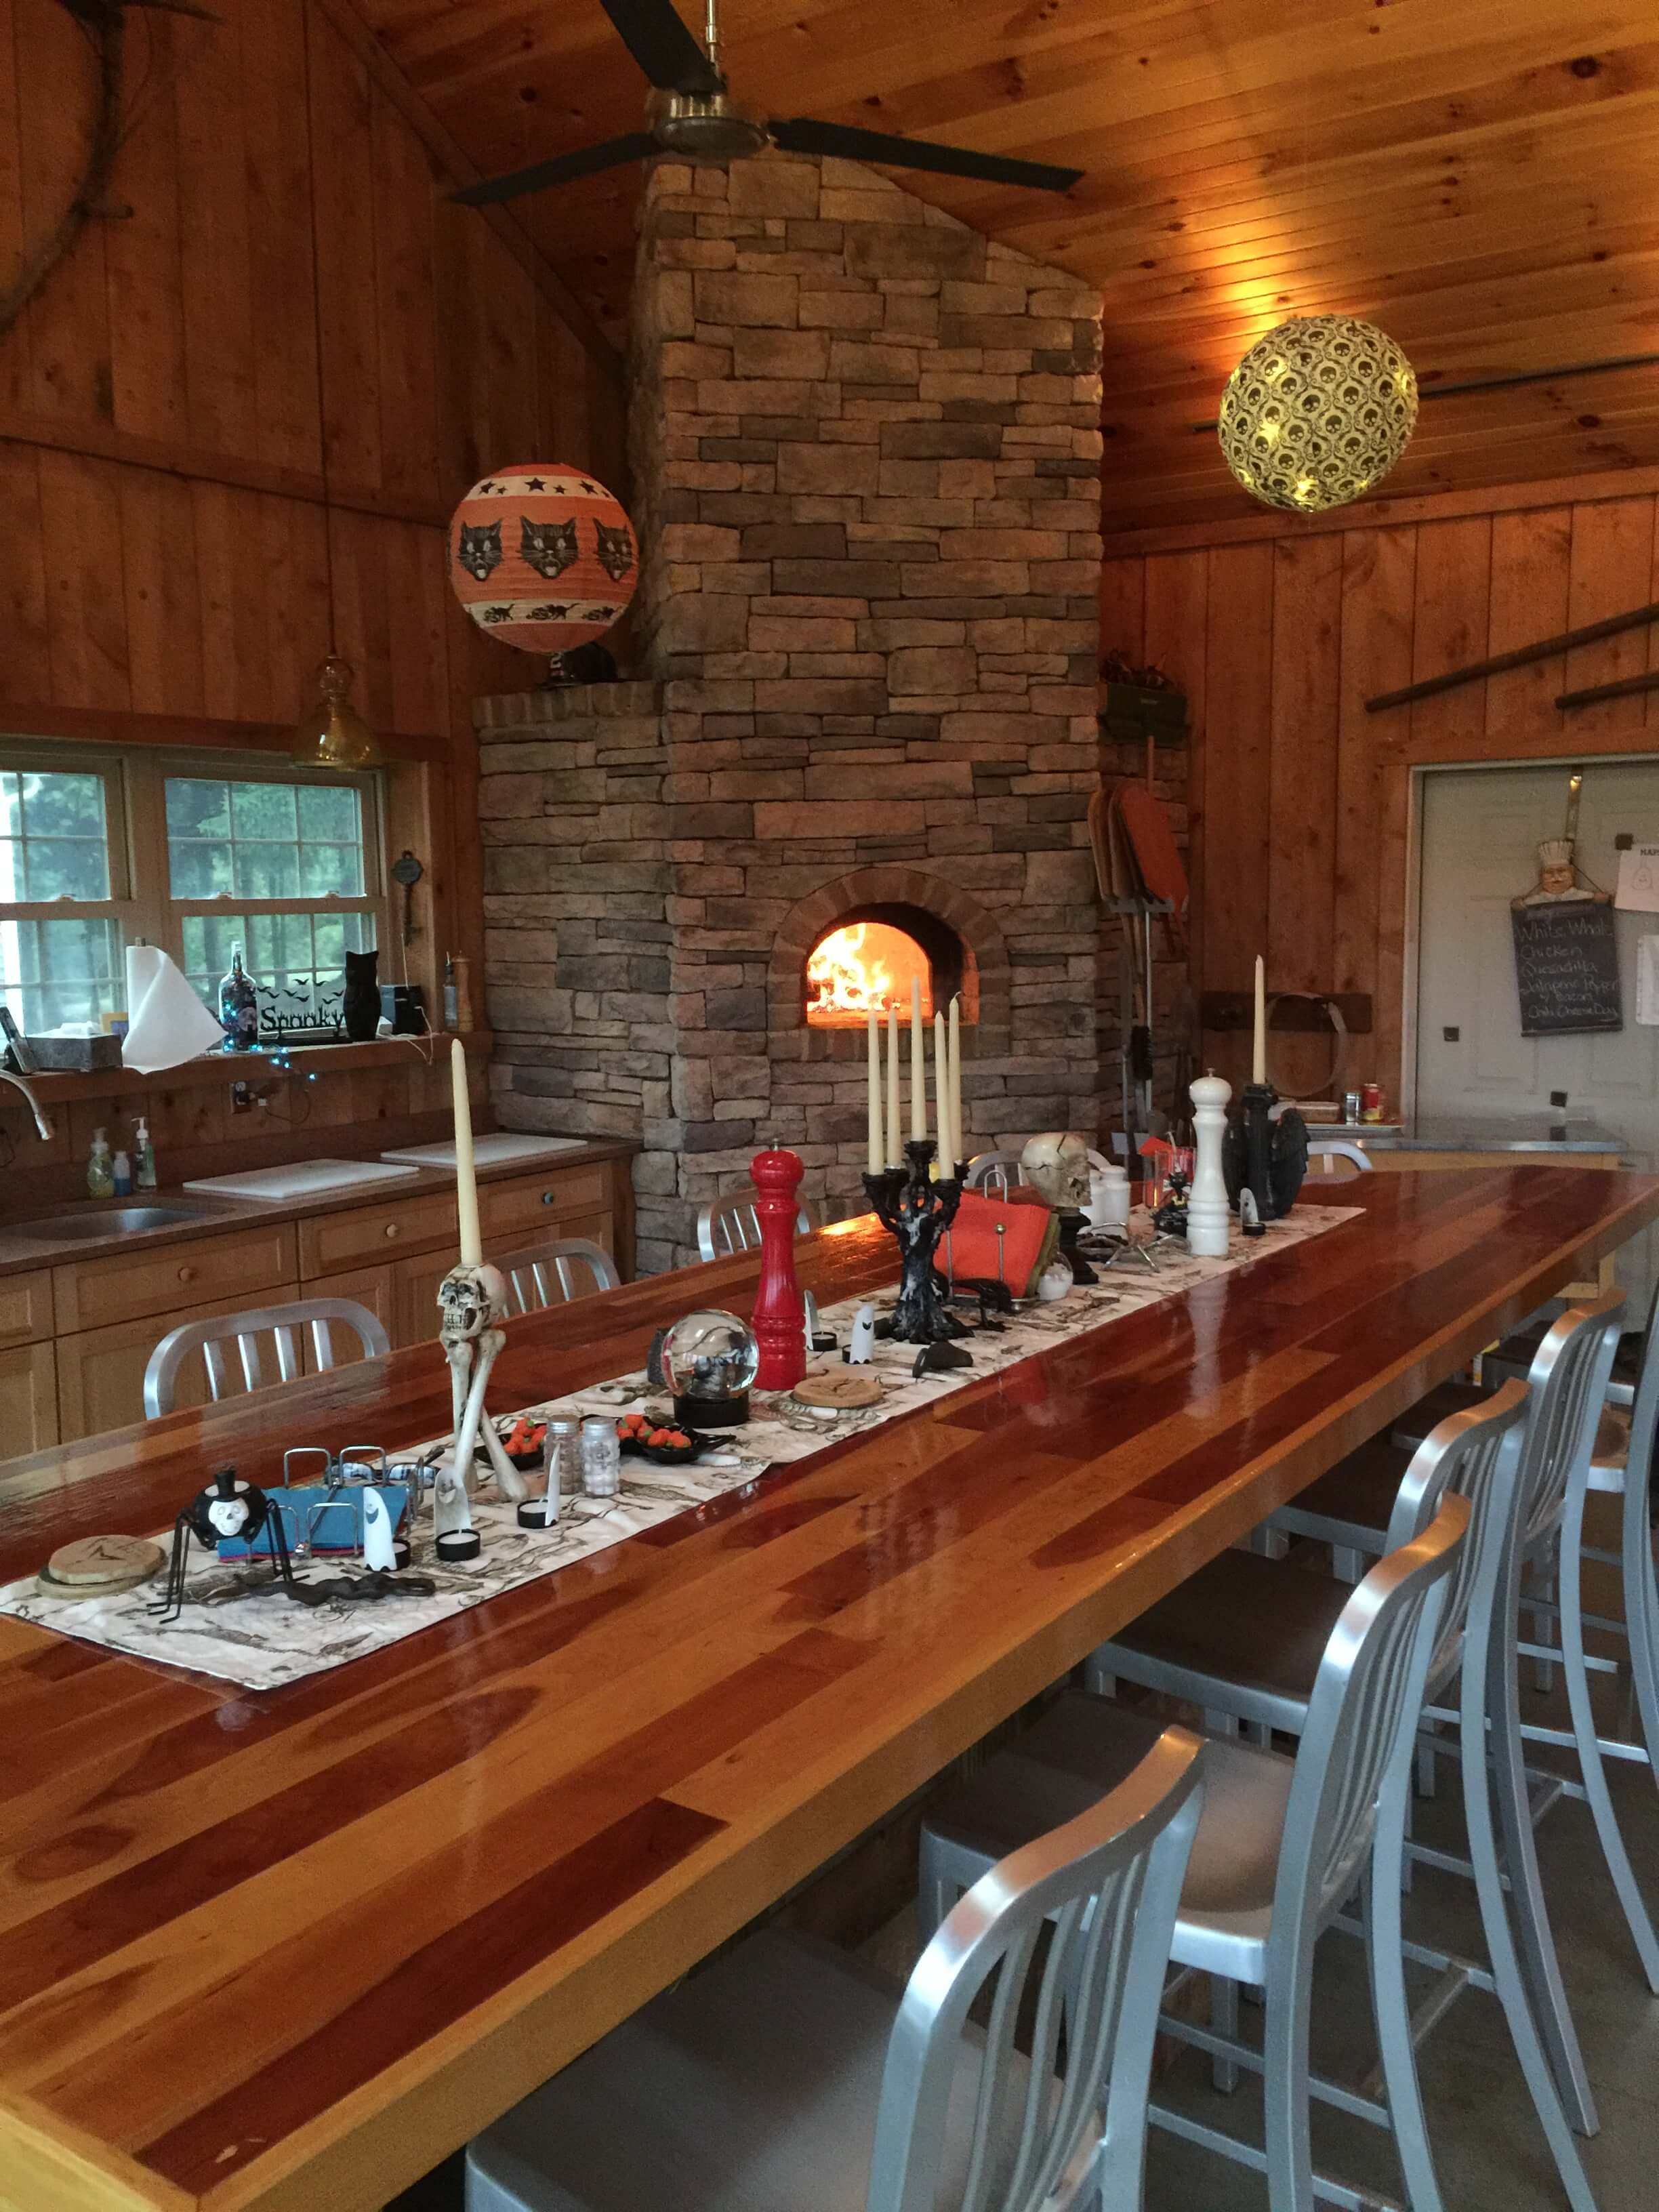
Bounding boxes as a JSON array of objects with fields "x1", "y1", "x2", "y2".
[
  {"x1": 1261, "y1": 994, "x2": 1350, "y2": 1104},
  {"x1": 390, "y1": 851, "x2": 424, "y2": 945}
]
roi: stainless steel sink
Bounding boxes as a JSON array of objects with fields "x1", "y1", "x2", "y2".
[{"x1": 2, "y1": 1206, "x2": 204, "y2": 1242}]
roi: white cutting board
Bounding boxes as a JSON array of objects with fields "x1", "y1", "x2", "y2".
[
  {"x1": 185, "y1": 1159, "x2": 422, "y2": 1202},
  {"x1": 380, "y1": 1134, "x2": 588, "y2": 1168}
]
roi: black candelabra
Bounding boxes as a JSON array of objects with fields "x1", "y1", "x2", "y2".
[{"x1": 863, "y1": 1138, "x2": 970, "y2": 1347}]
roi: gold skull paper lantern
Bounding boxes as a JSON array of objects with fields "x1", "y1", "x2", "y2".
[{"x1": 1218, "y1": 316, "x2": 1418, "y2": 514}]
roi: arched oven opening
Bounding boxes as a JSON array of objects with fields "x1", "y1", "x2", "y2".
[{"x1": 803, "y1": 903, "x2": 975, "y2": 1029}]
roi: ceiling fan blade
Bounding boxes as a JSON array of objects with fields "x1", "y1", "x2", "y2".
[
  {"x1": 598, "y1": 0, "x2": 721, "y2": 94},
  {"x1": 770, "y1": 117, "x2": 1081, "y2": 192},
  {"x1": 453, "y1": 133, "x2": 658, "y2": 207}
]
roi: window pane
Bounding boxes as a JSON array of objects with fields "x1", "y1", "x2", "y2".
[
  {"x1": 169, "y1": 839, "x2": 233, "y2": 897},
  {"x1": 0, "y1": 770, "x2": 112, "y2": 904},
  {"x1": 166, "y1": 778, "x2": 231, "y2": 838},
  {"x1": 0, "y1": 915, "x2": 121, "y2": 1033},
  {"x1": 297, "y1": 785, "x2": 359, "y2": 842},
  {"x1": 182, "y1": 909, "x2": 375, "y2": 1034},
  {"x1": 232, "y1": 843, "x2": 300, "y2": 898},
  {"x1": 299, "y1": 842, "x2": 362, "y2": 897},
  {"x1": 230, "y1": 782, "x2": 297, "y2": 842}
]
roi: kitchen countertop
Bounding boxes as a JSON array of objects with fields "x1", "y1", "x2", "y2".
[
  {"x1": 0, "y1": 1136, "x2": 637, "y2": 1275},
  {"x1": 1351, "y1": 1117, "x2": 1626, "y2": 1155}
]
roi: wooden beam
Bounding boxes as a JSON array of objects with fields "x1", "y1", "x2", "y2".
[
  {"x1": 1366, "y1": 600, "x2": 1659, "y2": 714},
  {"x1": 1100, "y1": 464, "x2": 1659, "y2": 560},
  {"x1": 1557, "y1": 668, "x2": 1659, "y2": 711},
  {"x1": 312, "y1": 0, "x2": 622, "y2": 378},
  {"x1": 0, "y1": 410, "x2": 451, "y2": 531},
  {"x1": 0, "y1": 699, "x2": 448, "y2": 762}
]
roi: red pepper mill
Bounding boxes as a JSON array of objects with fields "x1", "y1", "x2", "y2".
[{"x1": 750, "y1": 1147, "x2": 807, "y2": 1392}]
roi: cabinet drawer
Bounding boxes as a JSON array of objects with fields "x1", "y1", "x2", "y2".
[
  {"x1": 0, "y1": 1269, "x2": 53, "y2": 1349},
  {"x1": 480, "y1": 1165, "x2": 611, "y2": 1244},
  {"x1": 54, "y1": 1223, "x2": 298, "y2": 1334},
  {"x1": 299, "y1": 1191, "x2": 458, "y2": 1279}
]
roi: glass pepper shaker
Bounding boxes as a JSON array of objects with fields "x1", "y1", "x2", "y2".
[{"x1": 581, "y1": 1414, "x2": 621, "y2": 1499}]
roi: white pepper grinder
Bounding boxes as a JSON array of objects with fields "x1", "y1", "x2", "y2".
[{"x1": 1186, "y1": 1071, "x2": 1233, "y2": 1258}]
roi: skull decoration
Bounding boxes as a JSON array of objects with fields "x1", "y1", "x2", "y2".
[
  {"x1": 436, "y1": 1262, "x2": 508, "y2": 1341},
  {"x1": 1021, "y1": 1131, "x2": 1092, "y2": 1210}
]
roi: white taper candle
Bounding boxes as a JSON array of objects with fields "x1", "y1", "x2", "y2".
[
  {"x1": 866, "y1": 1008, "x2": 881, "y2": 1173},
  {"x1": 452, "y1": 1037, "x2": 482, "y2": 1268},
  {"x1": 886, "y1": 1004, "x2": 901, "y2": 1167},
  {"x1": 934, "y1": 1011, "x2": 954, "y2": 1176},
  {"x1": 1252, "y1": 955, "x2": 1267, "y2": 1086},
  {"x1": 909, "y1": 975, "x2": 925, "y2": 1141},
  {"x1": 948, "y1": 995, "x2": 961, "y2": 1166}
]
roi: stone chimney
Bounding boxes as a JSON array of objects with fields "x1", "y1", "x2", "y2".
[{"x1": 481, "y1": 152, "x2": 1107, "y2": 1271}]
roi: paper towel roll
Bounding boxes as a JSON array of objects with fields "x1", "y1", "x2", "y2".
[{"x1": 121, "y1": 946, "x2": 226, "y2": 1073}]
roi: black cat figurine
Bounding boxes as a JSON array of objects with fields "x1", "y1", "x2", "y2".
[
  {"x1": 520, "y1": 515, "x2": 578, "y2": 579},
  {"x1": 455, "y1": 520, "x2": 501, "y2": 581},
  {"x1": 342, "y1": 947, "x2": 380, "y2": 1042}
]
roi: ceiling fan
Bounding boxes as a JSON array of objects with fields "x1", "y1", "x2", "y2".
[{"x1": 455, "y1": 0, "x2": 1083, "y2": 209}]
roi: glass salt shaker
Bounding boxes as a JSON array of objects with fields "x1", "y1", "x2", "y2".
[
  {"x1": 581, "y1": 1414, "x2": 621, "y2": 1499},
  {"x1": 545, "y1": 1416, "x2": 580, "y2": 1517}
]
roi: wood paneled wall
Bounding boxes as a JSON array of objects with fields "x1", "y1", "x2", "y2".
[
  {"x1": 0, "y1": 0, "x2": 625, "y2": 978},
  {"x1": 1101, "y1": 469, "x2": 1659, "y2": 1106}
]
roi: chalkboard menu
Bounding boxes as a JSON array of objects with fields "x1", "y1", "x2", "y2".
[{"x1": 1511, "y1": 900, "x2": 1622, "y2": 1036}]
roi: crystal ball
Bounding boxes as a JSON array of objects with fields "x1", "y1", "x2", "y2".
[{"x1": 661, "y1": 1309, "x2": 760, "y2": 1401}]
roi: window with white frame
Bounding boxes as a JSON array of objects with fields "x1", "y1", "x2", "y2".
[{"x1": 0, "y1": 745, "x2": 385, "y2": 1040}]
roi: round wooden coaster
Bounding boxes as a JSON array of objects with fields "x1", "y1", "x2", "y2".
[
  {"x1": 39, "y1": 1534, "x2": 163, "y2": 1599},
  {"x1": 793, "y1": 1370, "x2": 884, "y2": 1411}
]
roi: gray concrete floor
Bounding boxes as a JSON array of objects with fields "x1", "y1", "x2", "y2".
[{"x1": 390, "y1": 1679, "x2": 1659, "y2": 2211}]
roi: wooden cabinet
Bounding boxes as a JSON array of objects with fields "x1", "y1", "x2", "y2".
[
  {"x1": 0, "y1": 1270, "x2": 53, "y2": 1351},
  {"x1": 298, "y1": 1191, "x2": 457, "y2": 1279},
  {"x1": 54, "y1": 1223, "x2": 298, "y2": 1334},
  {"x1": 390, "y1": 1246, "x2": 459, "y2": 1350},
  {"x1": 55, "y1": 1285, "x2": 302, "y2": 1442},
  {"x1": 0, "y1": 1340, "x2": 57, "y2": 1454},
  {"x1": 301, "y1": 1264, "x2": 397, "y2": 1363},
  {"x1": 480, "y1": 1163, "x2": 610, "y2": 1244}
]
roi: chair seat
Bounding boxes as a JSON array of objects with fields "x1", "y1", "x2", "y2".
[
  {"x1": 926, "y1": 1692, "x2": 1294, "y2": 1985},
  {"x1": 1272, "y1": 1433, "x2": 1415, "y2": 1553},
  {"x1": 1389, "y1": 1378, "x2": 1488, "y2": 1450},
  {"x1": 465, "y1": 1929, "x2": 1012, "y2": 2212},
  {"x1": 1094, "y1": 1549, "x2": 1349, "y2": 1734}
]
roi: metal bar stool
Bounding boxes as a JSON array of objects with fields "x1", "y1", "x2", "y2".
[
  {"x1": 497, "y1": 1236, "x2": 619, "y2": 1314},
  {"x1": 142, "y1": 1296, "x2": 390, "y2": 1418},
  {"x1": 696, "y1": 1183, "x2": 816, "y2": 1262},
  {"x1": 1086, "y1": 1385, "x2": 1601, "y2": 2211},
  {"x1": 918, "y1": 1501, "x2": 1469, "y2": 2212},
  {"x1": 465, "y1": 1723, "x2": 1205, "y2": 2212},
  {"x1": 1305, "y1": 1137, "x2": 1374, "y2": 1177}
]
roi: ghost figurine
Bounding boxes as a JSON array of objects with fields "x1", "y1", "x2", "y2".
[
  {"x1": 361, "y1": 1487, "x2": 397, "y2": 1573},
  {"x1": 436, "y1": 1261, "x2": 529, "y2": 1503},
  {"x1": 1021, "y1": 1132, "x2": 1092, "y2": 1211},
  {"x1": 846, "y1": 1300, "x2": 877, "y2": 1366}
]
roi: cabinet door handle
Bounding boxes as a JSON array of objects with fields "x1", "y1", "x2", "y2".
[
  {"x1": 178, "y1": 1264, "x2": 197, "y2": 1284},
  {"x1": 541, "y1": 1190, "x2": 555, "y2": 1206},
  {"x1": 384, "y1": 1223, "x2": 401, "y2": 1240}
]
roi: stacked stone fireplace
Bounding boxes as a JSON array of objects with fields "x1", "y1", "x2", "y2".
[{"x1": 481, "y1": 151, "x2": 1107, "y2": 1272}]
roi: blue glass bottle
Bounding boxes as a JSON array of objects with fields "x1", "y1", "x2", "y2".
[{"x1": 218, "y1": 943, "x2": 258, "y2": 1052}]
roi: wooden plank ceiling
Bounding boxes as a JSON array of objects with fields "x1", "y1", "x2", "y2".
[{"x1": 348, "y1": 0, "x2": 1659, "y2": 530}]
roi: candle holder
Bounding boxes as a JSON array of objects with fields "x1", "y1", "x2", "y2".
[
  {"x1": 863, "y1": 1139, "x2": 971, "y2": 1351},
  {"x1": 1221, "y1": 1082, "x2": 1309, "y2": 1223}
]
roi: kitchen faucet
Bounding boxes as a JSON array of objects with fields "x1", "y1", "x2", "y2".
[{"x1": 0, "y1": 1066, "x2": 54, "y2": 1141}]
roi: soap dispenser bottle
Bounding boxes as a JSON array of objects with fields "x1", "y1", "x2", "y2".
[
  {"x1": 134, "y1": 1116, "x2": 157, "y2": 1190},
  {"x1": 87, "y1": 1127, "x2": 115, "y2": 1199}
]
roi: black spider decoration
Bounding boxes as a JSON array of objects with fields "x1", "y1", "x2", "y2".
[{"x1": 150, "y1": 1465, "x2": 294, "y2": 1624}]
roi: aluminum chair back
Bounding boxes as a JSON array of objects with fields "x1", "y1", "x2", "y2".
[
  {"x1": 696, "y1": 1185, "x2": 815, "y2": 1262},
  {"x1": 1305, "y1": 1138, "x2": 1372, "y2": 1176},
  {"x1": 964, "y1": 1149, "x2": 1025, "y2": 1195},
  {"x1": 1381, "y1": 1381, "x2": 1529, "y2": 1690},
  {"x1": 1515, "y1": 1288, "x2": 1625, "y2": 1551},
  {"x1": 1275, "y1": 1495, "x2": 1468, "y2": 1938},
  {"x1": 497, "y1": 1237, "x2": 618, "y2": 1315},
  {"x1": 143, "y1": 1296, "x2": 390, "y2": 1418},
  {"x1": 868, "y1": 1725, "x2": 1204, "y2": 2212}
]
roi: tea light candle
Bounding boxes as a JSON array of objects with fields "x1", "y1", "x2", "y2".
[
  {"x1": 451, "y1": 1037, "x2": 482, "y2": 1268},
  {"x1": 1252, "y1": 954, "x2": 1267, "y2": 1086}
]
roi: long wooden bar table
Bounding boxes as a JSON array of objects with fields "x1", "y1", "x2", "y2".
[{"x1": 2, "y1": 1167, "x2": 1656, "y2": 2212}]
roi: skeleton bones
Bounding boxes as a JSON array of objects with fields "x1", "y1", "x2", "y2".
[{"x1": 436, "y1": 1261, "x2": 529, "y2": 1503}]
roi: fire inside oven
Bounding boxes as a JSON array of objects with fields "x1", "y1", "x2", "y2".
[{"x1": 804, "y1": 921, "x2": 933, "y2": 1027}]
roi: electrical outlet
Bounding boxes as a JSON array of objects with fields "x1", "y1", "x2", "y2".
[{"x1": 231, "y1": 1080, "x2": 254, "y2": 1113}]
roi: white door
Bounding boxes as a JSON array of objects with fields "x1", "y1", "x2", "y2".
[{"x1": 1415, "y1": 759, "x2": 1659, "y2": 1302}]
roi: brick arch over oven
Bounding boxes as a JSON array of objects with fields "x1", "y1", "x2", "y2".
[{"x1": 769, "y1": 867, "x2": 1012, "y2": 1050}]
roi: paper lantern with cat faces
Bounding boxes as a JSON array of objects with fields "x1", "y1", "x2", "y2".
[{"x1": 447, "y1": 465, "x2": 638, "y2": 657}]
